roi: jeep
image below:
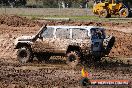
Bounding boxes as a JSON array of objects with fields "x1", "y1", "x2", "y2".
[{"x1": 14, "y1": 25, "x2": 115, "y2": 66}]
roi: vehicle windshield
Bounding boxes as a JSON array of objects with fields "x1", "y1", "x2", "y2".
[
  {"x1": 35, "y1": 26, "x2": 47, "y2": 37},
  {"x1": 90, "y1": 28, "x2": 105, "y2": 39},
  {"x1": 41, "y1": 27, "x2": 54, "y2": 38}
]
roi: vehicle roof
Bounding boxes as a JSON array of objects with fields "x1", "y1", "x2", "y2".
[{"x1": 47, "y1": 26, "x2": 104, "y2": 30}]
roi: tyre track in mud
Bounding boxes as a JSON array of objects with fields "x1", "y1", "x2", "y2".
[
  {"x1": 0, "y1": 59, "x2": 81, "y2": 88},
  {"x1": 0, "y1": 58, "x2": 131, "y2": 88}
]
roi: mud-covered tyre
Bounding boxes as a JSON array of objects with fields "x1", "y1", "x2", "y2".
[
  {"x1": 66, "y1": 51, "x2": 80, "y2": 68},
  {"x1": 99, "y1": 9, "x2": 108, "y2": 18},
  {"x1": 17, "y1": 47, "x2": 32, "y2": 63},
  {"x1": 103, "y1": 36, "x2": 115, "y2": 55},
  {"x1": 106, "y1": 36, "x2": 115, "y2": 54},
  {"x1": 119, "y1": 8, "x2": 129, "y2": 18}
]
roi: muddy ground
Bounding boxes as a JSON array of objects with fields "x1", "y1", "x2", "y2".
[{"x1": 0, "y1": 15, "x2": 132, "y2": 88}]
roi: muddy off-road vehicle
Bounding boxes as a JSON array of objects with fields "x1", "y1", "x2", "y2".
[{"x1": 14, "y1": 25, "x2": 115, "y2": 66}]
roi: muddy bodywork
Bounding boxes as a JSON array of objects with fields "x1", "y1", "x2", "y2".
[{"x1": 14, "y1": 26, "x2": 115, "y2": 59}]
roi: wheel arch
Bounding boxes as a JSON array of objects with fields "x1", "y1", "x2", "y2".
[
  {"x1": 15, "y1": 42, "x2": 31, "y2": 49},
  {"x1": 66, "y1": 45, "x2": 81, "y2": 54}
]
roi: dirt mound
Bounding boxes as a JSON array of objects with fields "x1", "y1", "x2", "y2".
[
  {"x1": 46, "y1": 20, "x2": 129, "y2": 26},
  {"x1": 106, "y1": 30, "x2": 132, "y2": 58},
  {"x1": 0, "y1": 15, "x2": 42, "y2": 27},
  {"x1": 0, "y1": 15, "x2": 131, "y2": 28},
  {"x1": 47, "y1": 21, "x2": 106, "y2": 26}
]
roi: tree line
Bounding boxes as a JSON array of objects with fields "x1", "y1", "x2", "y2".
[
  {"x1": 0, "y1": 0, "x2": 90, "y2": 8},
  {"x1": 0, "y1": 0, "x2": 26, "y2": 7},
  {"x1": 0, "y1": 0, "x2": 131, "y2": 8}
]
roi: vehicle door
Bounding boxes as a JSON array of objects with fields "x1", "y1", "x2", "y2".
[
  {"x1": 49, "y1": 28, "x2": 71, "y2": 53},
  {"x1": 32, "y1": 27, "x2": 55, "y2": 52}
]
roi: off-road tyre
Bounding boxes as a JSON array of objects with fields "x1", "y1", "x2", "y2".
[
  {"x1": 119, "y1": 8, "x2": 129, "y2": 18},
  {"x1": 66, "y1": 51, "x2": 80, "y2": 68},
  {"x1": 106, "y1": 36, "x2": 115, "y2": 55},
  {"x1": 99, "y1": 9, "x2": 108, "y2": 18},
  {"x1": 17, "y1": 47, "x2": 32, "y2": 63}
]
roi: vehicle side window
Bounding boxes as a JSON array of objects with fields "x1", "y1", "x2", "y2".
[
  {"x1": 72, "y1": 28, "x2": 89, "y2": 39},
  {"x1": 41, "y1": 27, "x2": 54, "y2": 38},
  {"x1": 56, "y1": 28, "x2": 70, "y2": 39}
]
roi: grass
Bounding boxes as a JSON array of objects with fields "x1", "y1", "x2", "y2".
[
  {"x1": 21, "y1": 14, "x2": 132, "y2": 23},
  {"x1": 20, "y1": 15, "x2": 108, "y2": 21}
]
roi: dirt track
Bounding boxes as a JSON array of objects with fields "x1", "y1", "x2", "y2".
[{"x1": 0, "y1": 15, "x2": 132, "y2": 88}]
